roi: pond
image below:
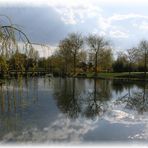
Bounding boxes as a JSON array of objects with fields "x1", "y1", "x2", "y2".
[{"x1": 0, "y1": 77, "x2": 148, "y2": 144}]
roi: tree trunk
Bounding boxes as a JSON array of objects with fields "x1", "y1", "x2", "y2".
[
  {"x1": 95, "y1": 51, "x2": 98, "y2": 77},
  {"x1": 74, "y1": 53, "x2": 76, "y2": 75},
  {"x1": 65, "y1": 59, "x2": 68, "y2": 75},
  {"x1": 128, "y1": 62, "x2": 131, "y2": 79},
  {"x1": 144, "y1": 49, "x2": 147, "y2": 79}
]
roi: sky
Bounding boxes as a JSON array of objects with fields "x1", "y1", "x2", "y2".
[{"x1": 0, "y1": 0, "x2": 148, "y2": 56}]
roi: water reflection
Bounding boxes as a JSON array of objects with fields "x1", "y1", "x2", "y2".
[
  {"x1": 2, "y1": 114, "x2": 98, "y2": 143},
  {"x1": 54, "y1": 78, "x2": 112, "y2": 120},
  {"x1": 0, "y1": 78, "x2": 39, "y2": 114},
  {"x1": 116, "y1": 82, "x2": 148, "y2": 114},
  {"x1": 53, "y1": 78, "x2": 81, "y2": 119},
  {"x1": 112, "y1": 80, "x2": 136, "y2": 94},
  {"x1": 0, "y1": 77, "x2": 40, "y2": 139},
  {"x1": 0, "y1": 77, "x2": 148, "y2": 142},
  {"x1": 81, "y1": 79, "x2": 111, "y2": 120}
]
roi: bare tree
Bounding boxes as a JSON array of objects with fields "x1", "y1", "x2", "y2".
[
  {"x1": 86, "y1": 35, "x2": 109, "y2": 76},
  {"x1": 0, "y1": 16, "x2": 45, "y2": 77},
  {"x1": 60, "y1": 33, "x2": 84, "y2": 75},
  {"x1": 69, "y1": 33, "x2": 84, "y2": 75},
  {"x1": 59, "y1": 38, "x2": 73, "y2": 75},
  {"x1": 126, "y1": 47, "x2": 138, "y2": 78},
  {"x1": 138, "y1": 40, "x2": 148, "y2": 79}
]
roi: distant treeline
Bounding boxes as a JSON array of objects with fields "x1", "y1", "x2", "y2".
[
  {"x1": 0, "y1": 16, "x2": 148, "y2": 77},
  {"x1": 37, "y1": 34, "x2": 148, "y2": 77}
]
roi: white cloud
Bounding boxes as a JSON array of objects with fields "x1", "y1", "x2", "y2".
[
  {"x1": 52, "y1": 1, "x2": 102, "y2": 25},
  {"x1": 1, "y1": 0, "x2": 148, "y2": 7},
  {"x1": 97, "y1": 13, "x2": 148, "y2": 41},
  {"x1": 16, "y1": 42, "x2": 56, "y2": 58},
  {"x1": 98, "y1": 13, "x2": 148, "y2": 32},
  {"x1": 0, "y1": 0, "x2": 102, "y2": 25},
  {"x1": 98, "y1": 15, "x2": 110, "y2": 31},
  {"x1": 109, "y1": 14, "x2": 148, "y2": 22},
  {"x1": 109, "y1": 30, "x2": 129, "y2": 39},
  {"x1": 32, "y1": 44, "x2": 56, "y2": 58},
  {"x1": 1, "y1": 0, "x2": 148, "y2": 50},
  {"x1": 139, "y1": 21, "x2": 148, "y2": 31}
]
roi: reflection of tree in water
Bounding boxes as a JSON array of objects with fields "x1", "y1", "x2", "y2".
[
  {"x1": 54, "y1": 78, "x2": 81, "y2": 119},
  {"x1": 112, "y1": 79, "x2": 135, "y2": 93},
  {"x1": 82, "y1": 79, "x2": 111, "y2": 120},
  {"x1": 0, "y1": 84, "x2": 5, "y2": 114},
  {"x1": 54, "y1": 78, "x2": 112, "y2": 120},
  {"x1": 0, "y1": 77, "x2": 39, "y2": 133},
  {"x1": 116, "y1": 82, "x2": 148, "y2": 114}
]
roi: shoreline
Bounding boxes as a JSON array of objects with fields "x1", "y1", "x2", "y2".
[
  {"x1": 74, "y1": 72, "x2": 148, "y2": 82},
  {"x1": 0, "y1": 72, "x2": 148, "y2": 82}
]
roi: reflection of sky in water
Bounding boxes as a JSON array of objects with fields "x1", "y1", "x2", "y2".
[
  {"x1": 1, "y1": 114, "x2": 98, "y2": 143},
  {"x1": 1, "y1": 109, "x2": 147, "y2": 143},
  {"x1": 0, "y1": 78, "x2": 148, "y2": 143}
]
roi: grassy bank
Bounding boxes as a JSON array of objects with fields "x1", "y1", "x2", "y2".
[
  {"x1": 76, "y1": 72, "x2": 148, "y2": 81},
  {"x1": 0, "y1": 72, "x2": 148, "y2": 82}
]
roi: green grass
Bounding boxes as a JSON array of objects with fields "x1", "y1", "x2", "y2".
[{"x1": 85, "y1": 72, "x2": 148, "y2": 80}]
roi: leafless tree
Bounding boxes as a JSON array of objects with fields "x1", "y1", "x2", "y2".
[
  {"x1": 138, "y1": 40, "x2": 148, "y2": 78},
  {"x1": 86, "y1": 34, "x2": 109, "y2": 76},
  {"x1": 60, "y1": 33, "x2": 84, "y2": 75},
  {"x1": 126, "y1": 47, "x2": 138, "y2": 77}
]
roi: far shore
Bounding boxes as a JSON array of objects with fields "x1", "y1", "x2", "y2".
[
  {"x1": 0, "y1": 72, "x2": 148, "y2": 83},
  {"x1": 74, "y1": 72, "x2": 148, "y2": 81}
]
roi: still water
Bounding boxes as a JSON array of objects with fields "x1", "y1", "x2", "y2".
[{"x1": 0, "y1": 77, "x2": 148, "y2": 144}]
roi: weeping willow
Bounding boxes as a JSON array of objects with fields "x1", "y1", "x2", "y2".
[{"x1": 0, "y1": 15, "x2": 38, "y2": 77}]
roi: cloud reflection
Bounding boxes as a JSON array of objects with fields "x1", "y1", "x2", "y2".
[{"x1": 2, "y1": 113, "x2": 99, "y2": 143}]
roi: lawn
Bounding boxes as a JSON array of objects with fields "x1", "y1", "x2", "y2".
[{"x1": 85, "y1": 72, "x2": 148, "y2": 80}]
